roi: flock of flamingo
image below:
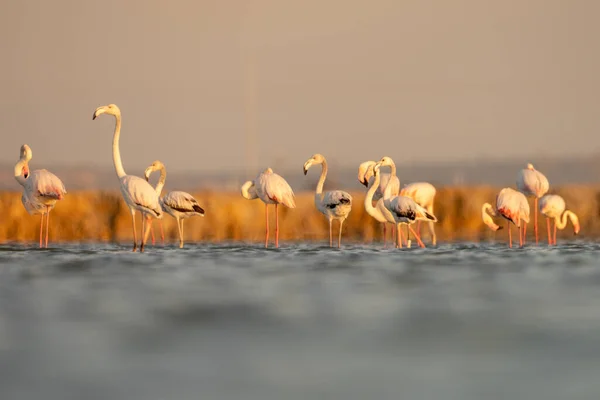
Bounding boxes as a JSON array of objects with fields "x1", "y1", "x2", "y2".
[{"x1": 12, "y1": 103, "x2": 580, "y2": 251}]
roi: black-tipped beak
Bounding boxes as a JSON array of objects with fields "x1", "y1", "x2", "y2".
[
  {"x1": 303, "y1": 168, "x2": 307, "y2": 176},
  {"x1": 574, "y1": 231, "x2": 579, "y2": 236},
  {"x1": 92, "y1": 112, "x2": 97, "y2": 120},
  {"x1": 360, "y1": 180, "x2": 368, "y2": 187},
  {"x1": 145, "y1": 176, "x2": 149, "y2": 182},
  {"x1": 497, "y1": 226, "x2": 504, "y2": 231}
]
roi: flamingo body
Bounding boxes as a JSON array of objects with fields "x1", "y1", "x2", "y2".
[
  {"x1": 516, "y1": 163, "x2": 549, "y2": 244},
  {"x1": 539, "y1": 194, "x2": 579, "y2": 245},
  {"x1": 400, "y1": 182, "x2": 437, "y2": 245},
  {"x1": 482, "y1": 187, "x2": 530, "y2": 247}
]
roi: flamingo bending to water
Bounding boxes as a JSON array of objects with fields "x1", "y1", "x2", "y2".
[
  {"x1": 93, "y1": 104, "x2": 162, "y2": 252},
  {"x1": 241, "y1": 168, "x2": 296, "y2": 248},
  {"x1": 538, "y1": 194, "x2": 579, "y2": 245},
  {"x1": 482, "y1": 187, "x2": 530, "y2": 248},
  {"x1": 304, "y1": 154, "x2": 352, "y2": 248},
  {"x1": 516, "y1": 163, "x2": 549, "y2": 245},
  {"x1": 144, "y1": 160, "x2": 205, "y2": 248},
  {"x1": 14, "y1": 144, "x2": 66, "y2": 248}
]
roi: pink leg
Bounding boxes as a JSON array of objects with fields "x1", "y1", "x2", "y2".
[
  {"x1": 392, "y1": 225, "x2": 396, "y2": 247},
  {"x1": 417, "y1": 221, "x2": 422, "y2": 242},
  {"x1": 546, "y1": 218, "x2": 552, "y2": 245},
  {"x1": 508, "y1": 222, "x2": 512, "y2": 248},
  {"x1": 410, "y1": 226, "x2": 426, "y2": 248},
  {"x1": 160, "y1": 221, "x2": 165, "y2": 245},
  {"x1": 131, "y1": 211, "x2": 138, "y2": 252},
  {"x1": 265, "y1": 204, "x2": 269, "y2": 248},
  {"x1": 405, "y1": 225, "x2": 410, "y2": 247},
  {"x1": 45, "y1": 207, "x2": 50, "y2": 248},
  {"x1": 275, "y1": 203, "x2": 279, "y2": 248},
  {"x1": 396, "y1": 224, "x2": 403, "y2": 249},
  {"x1": 519, "y1": 223, "x2": 523, "y2": 248},
  {"x1": 382, "y1": 223, "x2": 387, "y2": 248},
  {"x1": 140, "y1": 215, "x2": 153, "y2": 252},
  {"x1": 151, "y1": 223, "x2": 156, "y2": 245},
  {"x1": 522, "y1": 222, "x2": 527, "y2": 245},
  {"x1": 39, "y1": 214, "x2": 44, "y2": 248},
  {"x1": 534, "y1": 198, "x2": 539, "y2": 245},
  {"x1": 553, "y1": 220, "x2": 557, "y2": 245}
]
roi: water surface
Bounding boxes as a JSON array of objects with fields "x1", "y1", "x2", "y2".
[{"x1": 0, "y1": 242, "x2": 599, "y2": 400}]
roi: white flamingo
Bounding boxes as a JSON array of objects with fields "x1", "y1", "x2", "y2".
[
  {"x1": 400, "y1": 182, "x2": 437, "y2": 246},
  {"x1": 482, "y1": 187, "x2": 530, "y2": 248},
  {"x1": 516, "y1": 163, "x2": 549, "y2": 245},
  {"x1": 363, "y1": 162, "x2": 404, "y2": 248},
  {"x1": 144, "y1": 160, "x2": 205, "y2": 248},
  {"x1": 93, "y1": 104, "x2": 162, "y2": 252},
  {"x1": 358, "y1": 159, "x2": 400, "y2": 246},
  {"x1": 241, "y1": 168, "x2": 296, "y2": 248},
  {"x1": 14, "y1": 144, "x2": 66, "y2": 248},
  {"x1": 538, "y1": 194, "x2": 580, "y2": 246},
  {"x1": 303, "y1": 154, "x2": 352, "y2": 248},
  {"x1": 379, "y1": 162, "x2": 436, "y2": 249}
]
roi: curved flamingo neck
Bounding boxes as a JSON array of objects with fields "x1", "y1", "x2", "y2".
[
  {"x1": 241, "y1": 181, "x2": 257, "y2": 200},
  {"x1": 556, "y1": 210, "x2": 577, "y2": 230},
  {"x1": 389, "y1": 161, "x2": 396, "y2": 177},
  {"x1": 315, "y1": 159, "x2": 328, "y2": 195},
  {"x1": 364, "y1": 170, "x2": 381, "y2": 217},
  {"x1": 482, "y1": 203, "x2": 500, "y2": 231},
  {"x1": 154, "y1": 164, "x2": 167, "y2": 194},
  {"x1": 13, "y1": 159, "x2": 27, "y2": 187},
  {"x1": 112, "y1": 113, "x2": 126, "y2": 179}
]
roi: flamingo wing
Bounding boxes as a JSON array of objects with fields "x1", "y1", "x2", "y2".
[
  {"x1": 265, "y1": 173, "x2": 296, "y2": 208},
  {"x1": 400, "y1": 182, "x2": 436, "y2": 207},
  {"x1": 28, "y1": 169, "x2": 66, "y2": 200},
  {"x1": 163, "y1": 191, "x2": 205, "y2": 214},
  {"x1": 121, "y1": 175, "x2": 162, "y2": 217},
  {"x1": 517, "y1": 169, "x2": 549, "y2": 197},
  {"x1": 322, "y1": 190, "x2": 352, "y2": 209}
]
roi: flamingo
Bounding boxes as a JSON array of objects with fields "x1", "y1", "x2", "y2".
[
  {"x1": 144, "y1": 160, "x2": 205, "y2": 248},
  {"x1": 482, "y1": 187, "x2": 530, "y2": 248},
  {"x1": 379, "y1": 162, "x2": 436, "y2": 249},
  {"x1": 358, "y1": 159, "x2": 400, "y2": 246},
  {"x1": 399, "y1": 182, "x2": 437, "y2": 246},
  {"x1": 516, "y1": 163, "x2": 549, "y2": 245},
  {"x1": 303, "y1": 154, "x2": 352, "y2": 248},
  {"x1": 240, "y1": 168, "x2": 296, "y2": 248},
  {"x1": 93, "y1": 104, "x2": 162, "y2": 252},
  {"x1": 363, "y1": 162, "x2": 404, "y2": 248},
  {"x1": 13, "y1": 144, "x2": 66, "y2": 248},
  {"x1": 538, "y1": 194, "x2": 580, "y2": 245}
]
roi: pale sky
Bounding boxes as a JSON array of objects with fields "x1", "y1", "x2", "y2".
[{"x1": 1, "y1": 0, "x2": 599, "y2": 174}]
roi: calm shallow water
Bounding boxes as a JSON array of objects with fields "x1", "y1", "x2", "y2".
[{"x1": 0, "y1": 241, "x2": 599, "y2": 399}]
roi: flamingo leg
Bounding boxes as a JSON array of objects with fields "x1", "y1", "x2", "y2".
[
  {"x1": 151, "y1": 222, "x2": 156, "y2": 246},
  {"x1": 406, "y1": 225, "x2": 410, "y2": 248},
  {"x1": 534, "y1": 197, "x2": 539, "y2": 245},
  {"x1": 546, "y1": 218, "x2": 552, "y2": 246},
  {"x1": 427, "y1": 205, "x2": 436, "y2": 246},
  {"x1": 338, "y1": 219, "x2": 344, "y2": 249},
  {"x1": 410, "y1": 226, "x2": 425, "y2": 248},
  {"x1": 179, "y1": 219, "x2": 184, "y2": 248},
  {"x1": 140, "y1": 215, "x2": 152, "y2": 252},
  {"x1": 45, "y1": 207, "x2": 50, "y2": 248},
  {"x1": 131, "y1": 210, "x2": 138, "y2": 252},
  {"x1": 160, "y1": 220, "x2": 165, "y2": 245},
  {"x1": 417, "y1": 221, "x2": 421, "y2": 243},
  {"x1": 392, "y1": 224, "x2": 396, "y2": 247},
  {"x1": 329, "y1": 218, "x2": 333, "y2": 247},
  {"x1": 522, "y1": 222, "x2": 527, "y2": 245},
  {"x1": 39, "y1": 213, "x2": 44, "y2": 248},
  {"x1": 553, "y1": 220, "x2": 557, "y2": 246},
  {"x1": 275, "y1": 203, "x2": 279, "y2": 248},
  {"x1": 264, "y1": 204, "x2": 269, "y2": 248},
  {"x1": 382, "y1": 223, "x2": 387, "y2": 248},
  {"x1": 519, "y1": 223, "x2": 523, "y2": 248},
  {"x1": 397, "y1": 224, "x2": 403, "y2": 249},
  {"x1": 508, "y1": 222, "x2": 512, "y2": 248}
]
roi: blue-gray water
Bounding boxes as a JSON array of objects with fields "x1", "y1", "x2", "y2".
[{"x1": 1, "y1": 242, "x2": 599, "y2": 400}]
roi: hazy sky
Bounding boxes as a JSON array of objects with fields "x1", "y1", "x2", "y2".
[{"x1": 1, "y1": 0, "x2": 599, "y2": 174}]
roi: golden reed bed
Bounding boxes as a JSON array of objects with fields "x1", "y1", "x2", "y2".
[{"x1": 1, "y1": 186, "x2": 599, "y2": 245}]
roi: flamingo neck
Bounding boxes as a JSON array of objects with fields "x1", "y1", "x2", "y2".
[
  {"x1": 241, "y1": 181, "x2": 257, "y2": 200},
  {"x1": 13, "y1": 159, "x2": 27, "y2": 187},
  {"x1": 364, "y1": 171, "x2": 381, "y2": 217},
  {"x1": 389, "y1": 161, "x2": 396, "y2": 178},
  {"x1": 315, "y1": 159, "x2": 328, "y2": 195},
  {"x1": 112, "y1": 113, "x2": 126, "y2": 179},
  {"x1": 154, "y1": 164, "x2": 167, "y2": 194},
  {"x1": 556, "y1": 210, "x2": 578, "y2": 230},
  {"x1": 482, "y1": 203, "x2": 500, "y2": 231}
]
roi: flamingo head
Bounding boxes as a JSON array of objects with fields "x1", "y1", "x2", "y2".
[
  {"x1": 303, "y1": 154, "x2": 325, "y2": 175},
  {"x1": 378, "y1": 156, "x2": 395, "y2": 168},
  {"x1": 22, "y1": 164, "x2": 29, "y2": 179},
  {"x1": 358, "y1": 161, "x2": 375, "y2": 187},
  {"x1": 144, "y1": 160, "x2": 164, "y2": 181},
  {"x1": 93, "y1": 104, "x2": 121, "y2": 120},
  {"x1": 19, "y1": 144, "x2": 32, "y2": 162},
  {"x1": 373, "y1": 162, "x2": 381, "y2": 175},
  {"x1": 526, "y1": 163, "x2": 535, "y2": 170}
]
